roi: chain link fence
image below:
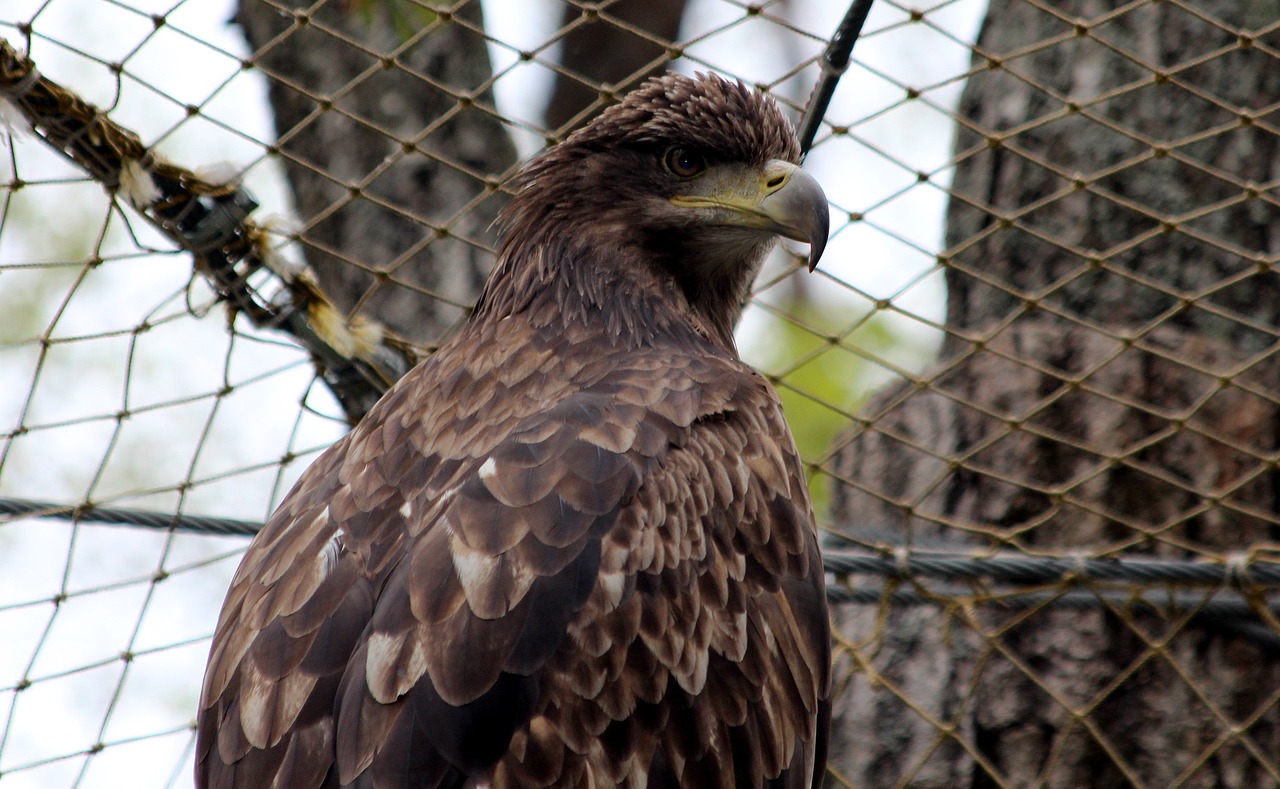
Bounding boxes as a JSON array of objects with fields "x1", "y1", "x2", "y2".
[{"x1": 1, "y1": 1, "x2": 1277, "y2": 787}]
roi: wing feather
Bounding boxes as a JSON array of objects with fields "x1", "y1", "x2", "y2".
[{"x1": 197, "y1": 327, "x2": 830, "y2": 789}]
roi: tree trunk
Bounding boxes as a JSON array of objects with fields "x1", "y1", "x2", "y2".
[
  {"x1": 542, "y1": 0, "x2": 686, "y2": 134},
  {"x1": 235, "y1": 0, "x2": 517, "y2": 347},
  {"x1": 827, "y1": 2, "x2": 1280, "y2": 786}
]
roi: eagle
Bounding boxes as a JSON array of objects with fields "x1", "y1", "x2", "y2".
[{"x1": 196, "y1": 72, "x2": 832, "y2": 789}]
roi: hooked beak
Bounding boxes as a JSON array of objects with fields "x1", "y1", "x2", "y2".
[{"x1": 670, "y1": 160, "x2": 830, "y2": 271}]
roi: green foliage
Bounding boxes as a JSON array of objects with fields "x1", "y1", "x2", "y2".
[
  {"x1": 347, "y1": 0, "x2": 439, "y2": 42},
  {"x1": 747, "y1": 294, "x2": 924, "y2": 513}
]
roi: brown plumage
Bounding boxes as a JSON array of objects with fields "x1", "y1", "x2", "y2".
[{"x1": 196, "y1": 72, "x2": 832, "y2": 789}]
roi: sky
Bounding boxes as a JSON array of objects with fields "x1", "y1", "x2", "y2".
[{"x1": 0, "y1": 1, "x2": 983, "y2": 786}]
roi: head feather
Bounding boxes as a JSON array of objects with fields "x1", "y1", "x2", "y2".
[{"x1": 565, "y1": 72, "x2": 800, "y2": 165}]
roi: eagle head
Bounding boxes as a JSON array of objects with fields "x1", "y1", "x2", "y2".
[{"x1": 494, "y1": 72, "x2": 829, "y2": 347}]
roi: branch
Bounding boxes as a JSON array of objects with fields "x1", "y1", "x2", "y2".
[{"x1": 0, "y1": 38, "x2": 413, "y2": 424}]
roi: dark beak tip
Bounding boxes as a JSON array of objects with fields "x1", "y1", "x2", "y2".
[
  {"x1": 806, "y1": 207, "x2": 830, "y2": 273},
  {"x1": 758, "y1": 163, "x2": 829, "y2": 274}
]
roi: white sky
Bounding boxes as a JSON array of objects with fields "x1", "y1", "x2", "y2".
[{"x1": 0, "y1": 1, "x2": 983, "y2": 786}]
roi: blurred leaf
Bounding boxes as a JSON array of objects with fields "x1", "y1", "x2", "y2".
[
  {"x1": 748, "y1": 294, "x2": 922, "y2": 513},
  {"x1": 345, "y1": 0, "x2": 439, "y2": 42}
]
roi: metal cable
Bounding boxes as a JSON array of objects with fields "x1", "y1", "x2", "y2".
[
  {"x1": 0, "y1": 497, "x2": 260, "y2": 538},
  {"x1": 822, "y1": 548, "x2": 1280, "y2": 586},
  {"x1": 825, "y1": 585, "x2": 1279, "y2": 615},
  {"x1": 797, "y1": 0, "x2": 876, "y2": 155},
  {"x1": 5, "y1": 497, "x2": 1278, "y2": 647},
  {"x1": 5, "y1": 495, "x2": 1278, "y2": 588}
]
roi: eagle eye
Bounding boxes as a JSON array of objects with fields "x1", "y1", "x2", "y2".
[{"x1": 663, "y1": 147, "x2": 706, "y2": 178}]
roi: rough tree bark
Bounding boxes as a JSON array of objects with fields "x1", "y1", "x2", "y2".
[
  {"x1": 235, "y1": 0, "x2": 517, "y2": 347},
  {"x1": 828, "y1": 2, "x2": 1280, "y2": 787}
]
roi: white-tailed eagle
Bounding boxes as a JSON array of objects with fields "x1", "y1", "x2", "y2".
[{"x1": 197, "y1": 71, "x2": 832, "y2": 789}]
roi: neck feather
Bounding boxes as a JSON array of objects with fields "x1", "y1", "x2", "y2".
[{"x1": 473, "y1": 220, "x2": 753, "y2": 356}]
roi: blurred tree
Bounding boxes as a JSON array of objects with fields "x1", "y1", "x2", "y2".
[
  {"x1": 542, "y1": 0, "x2": 686, "y2": 134},
  {"x1": 828, "y1": 2, "x2": 1280, "y2": 786},
  {"x1": 235, "y1": 0, "x2": 517, "y2": 349},
  {"x1": 234, "y1": 0, "x2": 694, "y2": 352}
]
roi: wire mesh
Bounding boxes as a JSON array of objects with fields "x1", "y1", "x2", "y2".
[{"x1": 1, "y1": 1, "x2": 1277, "y2": 787}]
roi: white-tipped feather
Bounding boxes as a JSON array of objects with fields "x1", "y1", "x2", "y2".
[
  {"x1": 119, "y1": 157, "x2": 161, "y2": 208},
  {"x1": 257, "y1": 216, "x2": 307, "y2": 278},
  {"x1": 0, "y1": 99, "x2": 32, "y2": 143},
  {"x1": 193, "y1": 161, "x2": 243, "y2": 186}
]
